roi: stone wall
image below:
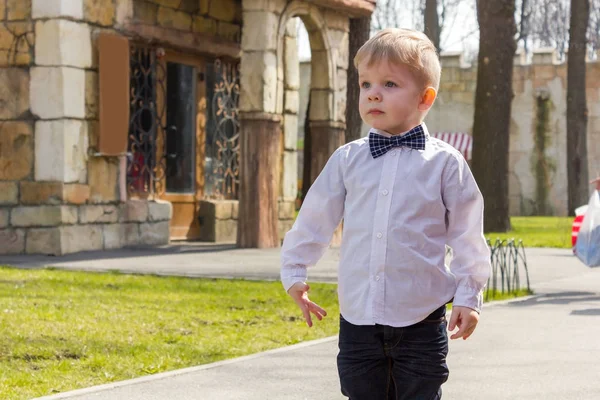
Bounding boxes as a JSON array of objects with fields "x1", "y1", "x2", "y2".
[
  {"x1": 425, "y1": 49, "x2": 600, "y2": 216},
  {"x1": 0, "y1": 0, "x2": 246, "y2": 255},
  {"x1": 131, "y1": 0, "x2": 242, "y2": 43}
]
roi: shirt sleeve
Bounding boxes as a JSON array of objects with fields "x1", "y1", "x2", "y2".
[
  {"x1": 280, "y1": 147, "x2": 346, "y2": 292},
  {"x1": 442, "y1": 153, "x2": 491, "y2": 313}
]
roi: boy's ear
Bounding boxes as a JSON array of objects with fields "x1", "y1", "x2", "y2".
[{"x1": 418, "y1": 87, "x2": 437, "y2": 111}]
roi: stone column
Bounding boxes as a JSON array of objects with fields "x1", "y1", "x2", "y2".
[
  {"x1": 237, "y1": 0, "x2": 284, "y2": 248},
  {"x1": 237, "y1": 112, "x2": 282, "y2": 248}
]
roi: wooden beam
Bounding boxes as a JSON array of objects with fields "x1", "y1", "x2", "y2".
[{"x1": 121, "y1": 22, "x2": 241, "y2": 60}]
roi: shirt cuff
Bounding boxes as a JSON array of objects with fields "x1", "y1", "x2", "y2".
[
  {"x1": 453, "y1": 285, "x2": 484, "y2": 313},
  {"x1": 281, "y1": 266, "x2": 308, "y2": 292}
]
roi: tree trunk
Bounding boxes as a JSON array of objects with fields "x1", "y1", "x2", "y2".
[
  {"x1": 301, "y1": 94, "x2": 311, "y2": 201},
  {"x1": 424, "y1": 0, "x2": 441, "y2": 52},
  {"x1": 471, "y1": 1, "x2": 517, "y2": 233},
  {"x1": 345, "y1": 16, "x2": 371, "y2": 143},
  {"x1": 567, "y1": 0, "x2": 590, "y2": 215}
]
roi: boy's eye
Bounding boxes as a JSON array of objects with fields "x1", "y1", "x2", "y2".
[
  {"x1": 361, "y1": 82, "x2": 370, "y2": 89},
  {"x1": 385, "y1": 81, "x2": 396, "y2": 87}
]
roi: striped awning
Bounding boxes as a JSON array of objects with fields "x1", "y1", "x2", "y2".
[{"x1": 431, "y1": 132, "x2": 472, "y2": 161}]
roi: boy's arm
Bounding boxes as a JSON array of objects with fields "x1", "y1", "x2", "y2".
[
  {"x1": 280, "y1": 147, "x2": 346, "y2": 293},
  {"x1": 442, "y1": 154, "x2": 491, "y2": 314}
]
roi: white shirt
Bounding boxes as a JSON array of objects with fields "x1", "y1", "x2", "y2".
[{"x1": 280, "y1": 123, "x2": 491, "y2": 327}]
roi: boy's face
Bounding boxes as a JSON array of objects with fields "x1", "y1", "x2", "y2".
[{"x1": 358, "y1": 59, "x2": 426, "y2": 135}]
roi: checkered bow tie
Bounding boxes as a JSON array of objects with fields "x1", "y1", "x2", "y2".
[{"x1": 369, "y1": 125, "x2": 426, "y2": 159}]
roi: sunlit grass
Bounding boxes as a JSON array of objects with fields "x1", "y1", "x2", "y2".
[
  {"x1": 0, "y1": 267, "x2": 339, "y2": 400},
  {"x1": 486, "y1": 216, "x2": 573, "y2": 249}
]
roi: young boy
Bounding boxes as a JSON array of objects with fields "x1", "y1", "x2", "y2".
[{"x1": 280, "y1": 28, "x2": 491, "y2": 399}]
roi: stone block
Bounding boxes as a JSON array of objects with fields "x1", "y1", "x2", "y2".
[
  {"x1": 0, "y1": 182, "x2": 19, "y2": 205},
  {"x1": 440, "y1": 51, "x2": 465, "y2": 68},
  {"x1": 284, "y1": 38, "x2": 299, "y2": 90},
  {"x1": 84, "y1": 0, "x2": 116, "y2": 26},
  {"x1": 35, "y1": 120, "x2": 88, "y2": 183},
  {"x1": 133, "y1": 1, "x2": 158, "y2": 24},
  {"x1": 241, "y1": 11, "x2": 278, "y2": 51},
  {"x1": 278, "y1": 219, "x2": 294, "y2": 242},
  {"x1": 192, "y1": 15, "x2": 217, "y2": 35},
  {"x1": 33, "y1": 0, "x2": 83, "y2": 19},
  {"x1": 0, "y1": 1, "x2": 5, "y2": 19},
  {"x1": 199, "y1": 217, "x2": 237, "y2": 242},
  {"x1": 20, "y1": 181, "x2": 63, "y2": 205},
  {"x1": 79, "y1": 204, "x2": 119, "y2": 223},
  {"x1": 0, "y1": 229, "x2": 25, "y2": 254},
  {"x1": 324, "y1": 10, "x2": 349, "y2": 32},
  {"x1": 7, "y1": 0, "x2": 32, "y2": 20},
  {"x1": 85, "y1": 70, "x2": 98, "y2": 119},
  {"x1": 284, "y1": 90, "x2": 299, "y2": 114},
  {"x1": 278, "y1": 199, "x2": 295, "y2": 220},
  {"x1": 0, "y1": 22, "x2": 34, "y2": 66},
  {"x1": 209, "y1": 0, "x2": 237, "y2": 22},
  {"x1": 232, "y1": 200, "x2": 238, "y2": 219},
  {"x1": 283, "y1": 114, "x2": 298, "y2": 150},
  {"x1": 282, "y1": 151, "x2": 297, "y2": 199},
  {"x1": 60, "y1": 224, "x2": 103, "y2": 254},
  {"x1": 26, "y1": 227, "x2": 60, "y2": 255},
  {"x1": 120, "y1": 199, "x2": 149, "y2": 222},
  {"x1": 0, "y1": 122, "x2": 33, "y2": 180},
  {"x1": 103, "y1": 223, "x2": 140, "y2": 249},
  {"x1": 310, "y1": 51, "x2": 330, "y2": 89},
  {"x1": 157, "y1": 6, "x2": 191, "y2": 31},
  {"x1": 242, "y1": 0, "x2": 287, "y2": 13},
  {"x1": 31, "y1": 67, "x2": 85, "y2": 119},
  {"x1": 217, "y1": 21, "x2": 240, "y2": 42},
  {"x1": 0, "y1": 209, "x2": 9, "y2": 228},
  {"x1": 309, "y1": 89, "x2": 334, "y2": 121},
  {"x1": 35, "y1": 20, "x2": 92, "y2": 68},
  {"x1": 63, "y1": 184, "x2": 90, "y2": 204},
  {"x1": 0, "y1": 68, "x2": 30, "y2": 119},
  {"x1": 88, "y1": 157, "x2": 119, "y2": 203},
  {"x1": 11, "y1": 205, "x2": 77, "y2": 227},
  {"x1": 148, "y1": 200, "x2": 172, "y2": 222},
  {"x1": 239, "y1": 51, "x2": 277, "y2": 113},
  {"x1": 139, "y1": 221, "x2": 170, "y2": 245},
  {"x1": 199, "y1": 199, "x2": 236, "y2": 220},
  {"x1": 154, "y1": 0, "x2": 180, "y2": 7}
]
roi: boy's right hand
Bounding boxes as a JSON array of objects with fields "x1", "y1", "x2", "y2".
[{"x1": 287, "y1": 282, "x2": 327, "y2": 328}]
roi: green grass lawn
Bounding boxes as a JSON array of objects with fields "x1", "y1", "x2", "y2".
[
  {"x1": 485, "y1": 216, "x2": 573, "y2": 249},
  {"x1": 1, "y1": 267, "x2": 527, "y2": 399}
]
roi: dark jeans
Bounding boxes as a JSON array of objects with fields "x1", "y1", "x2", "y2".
[{"x1": 337, "y1": 306, "x2": 449, "y2": 400}]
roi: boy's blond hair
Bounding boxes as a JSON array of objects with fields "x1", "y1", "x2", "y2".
[{"x1": 354, "y1": 28, "x2": 441, "y2": 91}]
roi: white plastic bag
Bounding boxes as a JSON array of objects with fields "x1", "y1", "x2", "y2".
[{"x1": 575, "y1": 191, "x2": 600, "y2": 267}]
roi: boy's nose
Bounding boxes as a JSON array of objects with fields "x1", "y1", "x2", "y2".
[{"x1": 368, "y1": 92, "x2": 381, "y2": 102}]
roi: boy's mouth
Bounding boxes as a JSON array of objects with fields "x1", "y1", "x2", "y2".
[{"x1": 368, "y1": 109, "x2": 384, "y2": 115}]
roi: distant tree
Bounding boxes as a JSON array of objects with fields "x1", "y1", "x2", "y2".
[
  {"x1": 372, "y1": 0, "x2": 464, "y2": 53},
  {"x1": 471, "y1": 0, "x2": 517, "y2": 232},
  {"x1": 345, "y1": 17, "x2": 371, "y2": 143},
  {"x1": 424, "y1": 0, "x2": 441, "y2": 52},
  {"x1": 567, "y1": 0, "x2": 590, "y2": 214}
]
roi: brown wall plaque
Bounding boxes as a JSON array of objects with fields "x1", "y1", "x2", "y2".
[{"x1": 98, "y1": 33, "x2": 130, "y2": 155}]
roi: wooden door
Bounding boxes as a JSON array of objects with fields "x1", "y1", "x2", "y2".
[{"x1": 158, "y1": 52, "x2": 206, "y2": 240}]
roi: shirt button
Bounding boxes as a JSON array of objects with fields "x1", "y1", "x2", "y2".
[
  {"x1": 390, "y1": 151, "x2": 397, "y2": 156},
  {"x1": 382, "y1": 190, "x2": 389, "y2": 196},
  {"x1": 376, "y1": 232, "x2": 383, "y2": 239},
  {"x1": 375, "y1": 275, "x2": 380, "y2": 281}
]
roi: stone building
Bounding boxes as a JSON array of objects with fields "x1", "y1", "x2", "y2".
[
  {"x1": 0, "y1": 0, "x2": 375, "y2": 255},
  {"x1": 425, "y1": 49, "x2": 600, "y2": 216}
]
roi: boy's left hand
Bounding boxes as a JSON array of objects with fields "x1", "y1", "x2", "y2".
[{"x1": 448, "y1": 306, "x2": 479, "y2": 340}]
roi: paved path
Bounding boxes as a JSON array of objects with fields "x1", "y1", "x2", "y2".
[{"x1": 2, "y1": 246, "x2": 599, "y2": 400}]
